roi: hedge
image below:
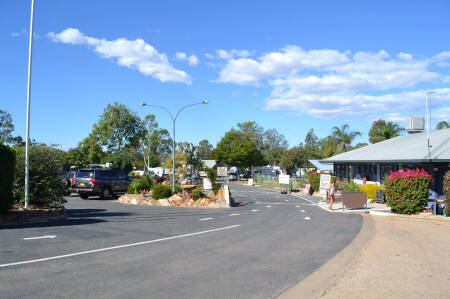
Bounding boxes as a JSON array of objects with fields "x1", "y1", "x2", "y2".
[
  {"x1": 385, "y1": 168, "x2": 431, "y2": 214},
  {"x1": 127, "y1": 174, "x2": 153, "y2": 194},
  {"x1": 0, "y1": 144, "x2": 16, "y2": 213}
]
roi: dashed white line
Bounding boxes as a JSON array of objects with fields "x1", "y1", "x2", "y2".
[
  {"x1": 251, "y1": 209, "x2": 259, "y2": 212},
  {"x1": 304, "y1": 216, "x2": 311, "y2": 220},
  {"x1": 199, "y1": 218, "x2": 213, "y2": 221},
  {"x1": 266, "y1": 205, "x2": 272, "y2": 208},
  {"x1": 0, "y1": 225, "x2": 241, "y2": 269},
  {"x1": 295, "y1": 206, "x2": 300, "y2": 208},
  {"x1": 301, "y1": 210, "x2": 306, "y2": 213},
  {"x1": 23, "y1": 235, "x2": 56, "y2": 240},
  {"x1": 229, "y1": 213, "x2": 240, "y2": 216}
]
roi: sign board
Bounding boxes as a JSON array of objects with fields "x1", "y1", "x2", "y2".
[
  {"x1": 343, "y1": 192, "x2": 367, "y2": 209},
  {"x1": 248, "y1": 178, "x2": 253, "y2": 186},
  {"x1": 279, "y1": 174, "x2": 290, "y2": 185},
  {"x1": 303, "y1": 184, "x2": 311, "y2": 195},
  {"x1": 217, "y1": 167, "x2": 228, "y2": 177},
  {"x1": 203, "y1": 178, "x2": 212, "y2": 190},
  {"x1": 319, "y1": 174, "x2": 331, "y2": 195},
  {"x1": 376, "y1": 189, "x2": 385, "y2": 203}
]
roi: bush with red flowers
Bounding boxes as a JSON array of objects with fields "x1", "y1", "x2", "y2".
[{"x1": 385, "y1": 168, "x2": 432, "y2": 214}]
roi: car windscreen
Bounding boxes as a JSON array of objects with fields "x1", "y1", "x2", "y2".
[{"x1": 77, "y1": 170, "x2": 95, "y2": 178}]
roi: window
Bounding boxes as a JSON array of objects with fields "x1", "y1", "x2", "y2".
[{"x1": 77, "y1": 170, "x2": 94, "y2": 178}]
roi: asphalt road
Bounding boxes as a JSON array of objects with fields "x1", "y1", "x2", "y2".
[{"x1": 0, "y1": 184, "x2": 362, "y2": 299}]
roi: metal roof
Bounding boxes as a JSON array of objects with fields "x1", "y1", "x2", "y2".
[
  {"x1": 321, "y1": 128, "x2": 450, "y2": 164},
  {"x1": 308, "y1": 159, "x2": 334, "y2": 171}
]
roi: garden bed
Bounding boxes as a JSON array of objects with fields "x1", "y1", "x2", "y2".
[{"x1": 0, "y1": 205, "x2": 67, "y2": 225}]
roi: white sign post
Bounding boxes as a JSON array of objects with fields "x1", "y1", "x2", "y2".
[
  {"x1": 279, "y1": 174, "x2": 290, "y2": 185},
  {"x1": 319, "y1": 174, "x2": 331, "y2": 196},
  {"x1": 248, "y1": 178, "x2": 253, "y2": 186},
  {"x1": 203, "y1": 178, "x2": 212, "y2": 190}
]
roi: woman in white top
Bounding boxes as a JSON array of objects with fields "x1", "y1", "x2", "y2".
[{"x1": 328, "y1": 181, "x2": 336, "y2": 210}]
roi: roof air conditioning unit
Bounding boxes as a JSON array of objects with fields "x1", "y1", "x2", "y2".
[{"x1": 405, "y1": 116, "x2": 424, "y2": 134}]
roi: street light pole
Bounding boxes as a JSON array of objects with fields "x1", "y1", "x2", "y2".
[
  {"x1": 24, "y1": 0, "x2": 35, "y2": 210},
  {"x1": 140, "y1": 100, "x2": 208, "y2": 193}
]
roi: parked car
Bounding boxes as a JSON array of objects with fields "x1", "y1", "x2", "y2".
[
  {"x1": 60, "y1": 171, "x2": 76, "y2": 196},
  {"x1": 71, "y1": 168, "x2": 133, "y2": 199}
]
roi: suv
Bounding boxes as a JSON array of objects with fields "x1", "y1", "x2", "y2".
[
  {"x1": 61, "y1": 171, "x2": 76, "y2": 196},
  {"x1": 71, "y1": 168, "x2": 133, "y2": 199}
]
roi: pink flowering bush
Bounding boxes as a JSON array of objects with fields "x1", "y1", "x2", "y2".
[
  {"x1": 385, "y1": 168, "x2": 432, "y2": 214},
  {"x1": 444, "y1": 171, "x2": 450, "y2": 216}
]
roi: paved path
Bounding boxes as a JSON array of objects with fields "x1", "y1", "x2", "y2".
[{"x1": 0, "y1": 184, "x2": 362, "y2": 298}]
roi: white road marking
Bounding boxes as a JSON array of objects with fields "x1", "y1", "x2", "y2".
[
  {"x1": 296, "y1": 206, "x2": 300, "y2": 208},
  {"x1": 301, "y1": 210, "x2": 306, "y2": 212},
  {"x1": 285, "y1": 200, "x2": 289, "y2": 202},
  {"x1": 23, "y1": 235, "x2": 56, "y2": 240},
  {"x1": 266, "y1": 205, "x2": 271, "y2": 208},
  {"x1": 293, "y1": 194, "x2": 332, "y2": 213},
  {"x1": 199, "y1": 218, "x2": 213, "y2": 221},
  {"x1": 0, "y1": 225, "x2": 241, "y2": 269},
  {"x1": 229, "y1": 213, "x2": 240, "y2": 216},
  {"x1": 251, "y1": 209, "x2": 259, "y2": 212},
  {"x1": 304, "y1": 217, "x2": 311, "y2": 220}
]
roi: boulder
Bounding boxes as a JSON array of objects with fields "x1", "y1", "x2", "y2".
[
  {"x1": 169, "y1": 194, "x2": 184, "y2": 206},
  {"x1": 158, "y1": 199, "x2": 170, "y2": 206},
  {"x1": 185, "y1": 198, "x2": 195, "y2": 207},
  {"x1": 207, "y1": 191, "x2": 216, "y2": 199},
  {"x1": 215, "y1": 188, "x2": 225, "y2": 200},
  {"x1": 195, "y1": 198, "x2": 210, "y2": 207},
  {"x1": 150, "y1": 199, "x2": 159, "y2": 206}
]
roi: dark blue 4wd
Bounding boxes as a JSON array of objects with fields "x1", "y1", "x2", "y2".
[{"x1": 71, "y1": 168, "x2": 133, "y2": 199}]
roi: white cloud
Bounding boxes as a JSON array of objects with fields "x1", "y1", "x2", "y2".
[
  {"x1": 11, "y1": 28, "x2": 39, "y2": 38},
  {"x1": 48, "y1": 28, "x2": 191, "y2": 84},
  {"x1": 175, "y1": 51, "x2": 199, "y2": 66},
  {"x1": 215, "y1": 45, "x2": 450, "y2": 119}
]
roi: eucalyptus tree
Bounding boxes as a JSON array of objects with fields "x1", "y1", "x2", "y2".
[{"x1": 368, "y1": 119, "x2": 404, "y2": 143}]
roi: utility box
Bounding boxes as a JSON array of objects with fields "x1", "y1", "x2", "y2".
[{"x1": 405, "y1": 116, "x2": 424, "y2": 134}]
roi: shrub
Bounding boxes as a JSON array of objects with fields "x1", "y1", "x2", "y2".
[
  {"x1": 151, "y1": 184, "x2": 173, "y2": 199},
  {"x1": 191, "y1": 188, "x2": 205, "y2": 200},
  {"x1": 444, "y1": 171, "x2": 450, "y2": 216},
  {"x1": 127, "y1": 174, "x2": 153, "y2": 194},
  {"x1": 341, "y1": 181, "x2": 360, "y2": 192},
  {"x1": 358, "y1": 184, "x2": 384, "y2": 200},
  {"x1": 13, "y1": 144, "x2": 67, "y2": 207},
  {"x1": 385, "y1": 168, "x2": 432, "y2": 214},
  {"x1": 0, "y1": 143, "x2": 16, "y2": 213},
  {"x1": 175, "y1": 185, "x2": 182, "y2": 194}
]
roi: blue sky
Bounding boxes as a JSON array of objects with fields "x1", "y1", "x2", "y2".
[{"x1": 1, "y1": 0, "x2": 450, "y2": 150}]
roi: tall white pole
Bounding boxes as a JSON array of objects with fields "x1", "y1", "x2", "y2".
[{"x1": 24, "y1": 0, "x2": 35, "y2": 210}]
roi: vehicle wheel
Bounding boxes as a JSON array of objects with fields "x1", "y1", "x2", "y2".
[
  {"x1": 79, "y1": 193, "x2": 89, "y2": 199},
  {"x1": 65, "y1": 190, "x2": 72, "y2": 196},
  {"x1": 100, "y1": 187, "x2": 111, "y2": 199}
]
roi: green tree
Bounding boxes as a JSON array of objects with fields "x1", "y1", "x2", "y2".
[
  {"x1": 280, "y1": 146, "x2": 306, "y2": 175},
  {"x1": 436, "y1": 121, "x2": 450, "y2": 130},
  {"x1": 304, "y1": 128, "x2": 321, "y2": 159},
  {"x1": 368, "y1": 119, "x2": 404, "y2": 144},
  {"x1": 66, "y1": 134, "x2": 104, "y2": 167},
  {"x1": 0, "y1": 143, "x2": 15, "y2": 213},
  {"x1": 197, "y1": 139, "x2": 213, "y2": 159},
  {"x1": 102, "y1": 149, "x2": 133, "y2": 173},
  {"x1": 211, "y1": 129, "x2": 265, "y2": 169},
  {"x1": 93, "y1": 102, "x2": 142, "y2": 152},
  {"x1": 319, "y1": 136, "x2": 339, "y2": 158},
  {"x1": 237, "y1": 121, "x2": 265, "y2": 151},
  {"x1": 263, "y1": 128, "x2": 288, "y2": 165},
  {"x1": 0, "y1": 109, "x2": 14, "y2": 144},
  {"x1": 140, "y1": 114, "x2": 171, "y2": 169},
  {"x1": 331, "y1": 124, "x2": 362, "y2": 152},
  {"x1": 13, "y1": 144, "x2": 67, "y2": 207}
]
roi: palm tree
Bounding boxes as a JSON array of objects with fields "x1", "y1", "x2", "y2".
[
  {"x1": 369, "y1": 119, "x2": 404, "y2": 144},
  {"x1": 331, "y1": 124, "x2": 362, "y2": 152},
  {"x1": 320, "y1": 136, "x2": 339, "y2": 158},
  {"x1": 436, "y1": 121, "x2": 450, "y2": 130}
]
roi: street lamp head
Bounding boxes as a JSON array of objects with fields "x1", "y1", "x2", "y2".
[
  {"x1": 202, "y1": 100, "x2": 208, "y2": 104},
  {"x1": 140, "y1": 102, "x2": 147, "y2": 107}
]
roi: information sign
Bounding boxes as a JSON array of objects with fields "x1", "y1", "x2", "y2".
[
  {"x1": 304, "y1": 184, "x2": 311, "y2": 195},
  {"x1": 279, "y1": 174, "x2": 290, "y2": 185},
  {"x1": 217, "y1": 167, "x2": 228, "y2": 177},
  {"x1": 319, "y1": 174, "x2": 331, "y2": 195}
]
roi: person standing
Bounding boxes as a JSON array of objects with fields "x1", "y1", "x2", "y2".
[{"x1": 328, "y1": 181, "x2": 336, "y2": 210}]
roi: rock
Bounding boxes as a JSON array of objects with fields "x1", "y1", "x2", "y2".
[
  {"x1": 207, "y1": 191, "x2": 216, "y2": 199},
  {"x1": 185, "y1": 199, "x2": 195, "y2": 207},
  {"x1": 216, "y1": 188, "x2": 225, "y2": 200},
  {"x1": 169, "y1": 194, "x2": 184, "y2": 206},
  {"x1": 158, "y1": 199, "x2": 170, "y2": 206},
  {"x1": 150, "y1": 199, "x2": 159, "y2": 206},
  {"x1": 196, "y1": 198, "x2": 210, "y2": 207}
]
